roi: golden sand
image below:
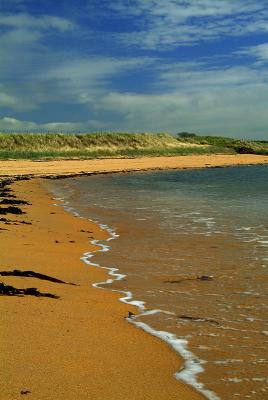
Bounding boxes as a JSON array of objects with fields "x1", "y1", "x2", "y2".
[
  {"x1": 0, "y1": 178, "x2": 205, "y2": 400},
  {"x1": 0, "y1": 154, "x2": 268, "y2": 177}
]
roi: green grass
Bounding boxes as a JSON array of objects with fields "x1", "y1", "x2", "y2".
[
  {"x1": 0, "y1": 132, "x2": 182, "y2": 151},
  {"x1": 177, "y1": 134, "x2": 268, "y2": 155},
  {"x1": 0, "y1": 145, "x2": 231, "y2": 160},
  {"x1": 0, "y1": 131, "x2": 266, "y2": 160},
  {"x1": 0, "y1": 132, "x2": 232, "y2": 160}
]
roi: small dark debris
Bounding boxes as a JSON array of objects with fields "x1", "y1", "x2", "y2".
[
  {"x1": 164, "y1": 275, "x2": 214, "y2": 284},
  {"x1": 0, "y1": 206, "x2": 24, "y2": 215},
  {"x1": 0, "y1": 282, "x2": 59, "y2": 298},
  {"x1": 164, "y1": 279, "x2": 185, "y2": 284},
  {"x1": 127, "y1": 311, "x2": 135, "y2": 319},
  {"x1": 69, "y1": 240, "x2": 75, "y2": 243},
  {"x1": 0, "y1": 217, "x2": 31, "y2": 225},
  {"x1": 55, "y1": 240, "x2": 59, "y2": 243},
  {"x1": 0, "y1": 188, "x2": 13, "y2": 194},
  {"x1": 0, "y1": 179, "x2": 13, "y2": 188},
  {"x1": 20, "y1": 390, "x2": 31, "y2": 395},
  {"x1": 198, "y1": 275, "x2": 213, "y2": 281},
  {"x1": 0, "y1": 269, "x2": 76, "y2": 285},
  {"x1": 0, "y1": 192, "x2": 16, "y2": 198},
  {"x1": 16, "y1": 176, "x2": 31, "y2": 181},
  {"x1": 178, "y1": 314, "x2": 219, "y2": 325},
  {"x1": 46, "y1": 173, "x2": 82, "y2": 180},
  {"x1": 0, "y1": 199, "x2": 30, "y2": 205}
]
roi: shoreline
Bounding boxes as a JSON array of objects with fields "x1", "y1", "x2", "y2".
[
  {"x1": 0, "y1": 177, "x2": 205, "y2": 399},
  {"x1": 1, "y1": 155, "x2": 267, "y2": 399},
  {"x1": 0, "y1": 154, "x2": 268, "y2": 178},
  {"x1": 58, "y1": 194, "x2": 218, "y2": 400}
]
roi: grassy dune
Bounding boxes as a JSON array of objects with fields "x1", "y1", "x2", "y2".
[
  {"x1": 0, "y1": 132, "x2": 231, "y2": 160},
  {"x1": 0, "y1": 132, "x2": 266, "y2": 160},
  {"x1": 178, "y1": 134, "x2": 268, "y2": 155}
]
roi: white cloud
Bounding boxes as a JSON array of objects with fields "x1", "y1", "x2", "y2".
[
  {"x1": 0, "y1": 12, "x2": 75, "y2": 84},
  {"x1": 0, "y1": 117, "x2": 38, "y2": 130},
  {"x1": 0, "y1": 82, "x2": 40, "y2": 111},
  {"x1": 1, "y1": 4, "x2": 268, "y2": 139},
  {"x1": 0, "y1": 117, "x2": 108, "y2": 132},
  {"x1": 111, "y1": 0, "x2": 268, "y2": 49},
  {"x1": 47, "y1": 57, "x2": 153, "y2": 104},
  {"x1": 0, "y1": 13, "x2": 74, "y2": 32},
  {"x1": 2, "y1": 60, "x2": 268, "y2": 138},
  {"x1": 0, "y1": 9, "x2": 155, "y2": 111},
  {"x1": 0, "y1": 92, "x2": 21, "y2": 108},
  {"x1": 0, "y1": 56, "x2": 154, "y2": 111},
  {"x1": 156, "y1": 64, "x2": 268, "y2": 92},
  {"x1": 113, "y1": 0, "x2": 263, "y2": 18},
  {"x1": 3, "y1": 75, "x2": 268, "y2": 139},
  {"x1": 0, "y1": 27, "x2": 42, "y2": 45},
  {"x1": 93, "y1": 62, "x2": 268, "y2": 139},
  {"x1": 42, "y1": 57, "x2": 151, "y2": 86},
  {"x1": 241, "y1": 43, "x2": 268, "y2": 62}
]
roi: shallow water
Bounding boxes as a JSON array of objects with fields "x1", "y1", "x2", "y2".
[{"x1": 46, "y1": 165, "x2": 268, "y2": 399}]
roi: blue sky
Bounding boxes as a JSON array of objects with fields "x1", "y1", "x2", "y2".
[{"x1": 1, "y1": 0, "x2": 268, "y2": 139}]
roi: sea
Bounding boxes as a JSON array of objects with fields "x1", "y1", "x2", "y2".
[{"x1": 46, "y1": 165, "x2": 268, "y2": 400}]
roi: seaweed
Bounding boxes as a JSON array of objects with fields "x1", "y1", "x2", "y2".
[
  {"x1": 0, "y1": 199, "x2": 30, "y2": 205},
  {"x1": 0, "y1": 282, "x2": 59, "y2": 298},
  {"x1": 0, "y1": 269, "x2": 76, "y2": 285},
  {"x1": 0, "y1": 206, "x2": 24, "y2": 215}
]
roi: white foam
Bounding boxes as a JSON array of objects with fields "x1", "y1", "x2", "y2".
[
  {"x1": 49, "y1": 191, "x2": 220, "y2": 400},
  {"x1": 236, "y1": 227, "x2": 253, "y2": 231},
  {"x1": 213, "y1": 359, "x2": 243, "y2": 365},
  {"x1": 227, "y1": 378, "x2": 243, "y2": 383}
]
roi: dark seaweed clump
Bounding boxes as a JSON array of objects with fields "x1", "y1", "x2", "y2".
[{"x1": 0, "y1": 282, "x2": 59, "y2": 299}]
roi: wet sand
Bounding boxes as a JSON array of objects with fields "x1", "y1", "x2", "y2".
[
  {"x1": 0, "y1": 154, "x2": 268, "y2": 177},
  {"x1": 0, "y1": 178, "x2": 205, "y2": 400}
]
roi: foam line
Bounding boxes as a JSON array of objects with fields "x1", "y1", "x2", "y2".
[{"x1": 51, "y1": 193, "x2": 220, "y2": 400}]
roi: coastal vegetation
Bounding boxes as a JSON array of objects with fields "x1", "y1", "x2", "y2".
[
  {"x1": 177, "y1": 133, "x2": 268, "y2": 155},
  {"x1": 0, "y1": 132, "x2": 267, "y2": 160}
]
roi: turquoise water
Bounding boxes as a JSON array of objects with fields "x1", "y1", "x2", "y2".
[{"x1": 47, "y1": 165, "x2": 268, "y2": 399}]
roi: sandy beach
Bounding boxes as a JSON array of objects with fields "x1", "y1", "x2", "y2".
[
  {"x1": 0, "y1": 177, "x2": 206, "y2": 400},
  {"x1": 1, "y1": 154, "x2": 268, "y2": 400},
  {"x1": 0, "y1": 154, "x2": 268, "y2": 177}
]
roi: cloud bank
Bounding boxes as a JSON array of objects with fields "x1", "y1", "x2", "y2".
[{"x1": 0, "y1": 1, "x2": 268, "y2": 139}]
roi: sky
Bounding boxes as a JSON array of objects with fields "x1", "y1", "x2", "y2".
[{"x1": 1, "y1": 0, "x2": 268, "y2": 139}]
